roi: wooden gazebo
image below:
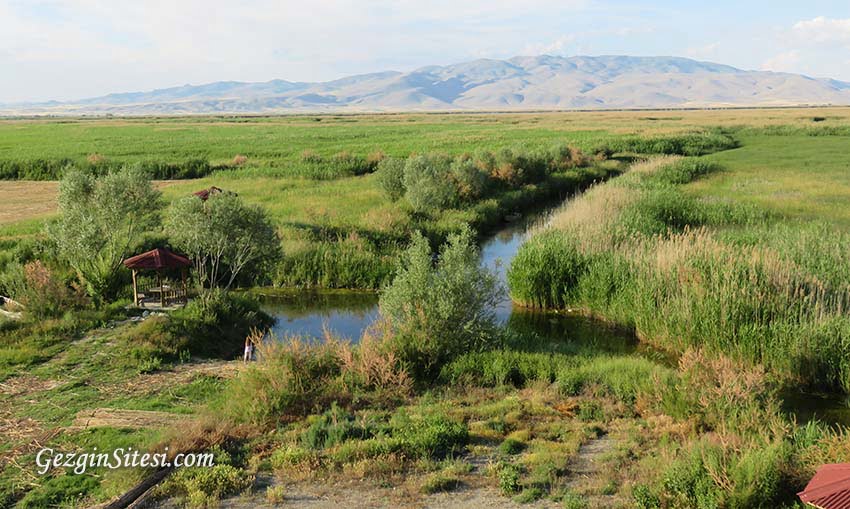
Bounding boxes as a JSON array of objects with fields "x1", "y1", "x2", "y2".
[
  {"x1": 799, "y1": 463, "x2": 850, "y2": 508},
  {"x1": 123, "y1": 248, "x2": 191, "y2": 308}
]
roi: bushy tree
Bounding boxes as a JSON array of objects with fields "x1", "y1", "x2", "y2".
[
  {"x1": 449, "y1": 157, "x2": 488, "y2": 202},
  {"x1": 402, "y1": 154, "x2": 458, "y2": 214},
  {"x1": 47, "y1": 166, "x2": 162, "y2": 304},
  {"x1": 375, "y1": 157, "x2": 406, "y2": 201},
  {"x1": 166, "y1": 192, "x2": 281, "y2": 292},
  {"x1": 379, "y1": 225, "x2": 503, "y2": 377}
]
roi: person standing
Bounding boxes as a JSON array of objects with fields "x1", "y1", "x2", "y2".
[{"x1": 243, "y1": 336, "x2": 254, "y2": 362}]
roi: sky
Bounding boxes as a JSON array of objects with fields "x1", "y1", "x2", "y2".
[{"x1": 2, "y1": 0, "x2": 850, "y2": 103}]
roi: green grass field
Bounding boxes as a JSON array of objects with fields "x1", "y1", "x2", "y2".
[
  {"x1": 4, "y1": 108, "x2": 850, "y2": 507},
  {"x1": 696, "y1": 133, "x2": 850, "y2": 227}
]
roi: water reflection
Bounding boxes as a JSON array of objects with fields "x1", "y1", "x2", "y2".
[{"x1": 260, "y1": 290, "x2": 379, "y2": 340}]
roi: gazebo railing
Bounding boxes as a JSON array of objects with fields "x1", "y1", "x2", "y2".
[{"x1": 135, "y1": 279, "x2": 188, "y2": 307}]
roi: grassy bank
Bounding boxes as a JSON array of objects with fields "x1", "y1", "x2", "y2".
[{"x1": 508, "y1": 154, "x2": 850, "y2": 392}]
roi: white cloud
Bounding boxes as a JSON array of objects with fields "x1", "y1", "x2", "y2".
[
  {"x1": 522, "y1": 35, "x2": 578, "y2": 56},
  {"x1": 792, "y1": 16, "x2": 850, "y2": 44},
  {"x1": 761, "y1": 50, "x2": 801, "y2": 73}
]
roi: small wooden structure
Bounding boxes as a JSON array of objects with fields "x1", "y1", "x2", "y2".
[
  {"x1": 123, "y1": 248, "x2": 191, "y2": 308},
  {"x1": 799, "y1": 463, "x2": 850, "y2": 508}
]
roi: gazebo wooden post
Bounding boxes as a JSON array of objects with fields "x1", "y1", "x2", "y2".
[
  {"x1": 157, "y1": 271, "x2": 165, "y2": 308},
  {"x1": 131, "y1": 270, "x2": 138, "y2": 307},
  {"x1": 181, "y1": 268, "x2": 187, "y2": 303}
]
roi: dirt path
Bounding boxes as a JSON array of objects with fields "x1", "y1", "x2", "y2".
[
  {"x1": 565, "y1": 434, "x2": 623, "y2": 507},
  {"x1": 566, "y1": 434, "x2": 615, "y2": 487},
  {"x1": 70, "y1": 408, "x2": 191, "y2": 430},
  {"x1": 171, "y1": 477, "x2": 563, "y2": 509}
]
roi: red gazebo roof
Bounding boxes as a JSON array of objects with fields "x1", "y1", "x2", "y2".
[
  {"x1": 123, "y1": 248, "x2": 191, "y2": 270},
  {"x1": 193, "y1": 186, "x2": 224, "y2": 201},
  {"x1": 799, "y1": 464, "x2": 850, "y2": 508}
]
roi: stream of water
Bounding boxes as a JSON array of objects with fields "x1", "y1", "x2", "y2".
[{"x1": 257, "y1": 208, "x2": 850, "y2": 427}]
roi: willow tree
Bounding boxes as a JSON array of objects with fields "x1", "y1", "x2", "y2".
[
  {"x1": 47, "y1": 166, "x2": 162, "y2": 304},
  {"x1": 165, "y1": 192, "x2": 280, "y2": 294}
]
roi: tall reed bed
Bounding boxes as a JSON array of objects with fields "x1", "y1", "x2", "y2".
[
  {"x1": 0, "y1": 157, "x2": 218, "y2": 180},
  {"x1": 508, "y1": 157, "x2": 850, "y2": 391}
]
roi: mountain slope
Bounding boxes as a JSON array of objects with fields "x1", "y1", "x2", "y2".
[{"x1": 4, "y1": 55, "x2": 850, "y2": 114}]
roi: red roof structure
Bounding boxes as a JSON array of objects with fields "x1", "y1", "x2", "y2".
[
  {"x1": 193, "y1": 186, "x2": 224, "y2": 201},
  {"x1": 123, "y1": 248, "x2": 191, "y2": 270},
  {"x1": 799, "y1": 464, "x2": 850, "y2": 508}
]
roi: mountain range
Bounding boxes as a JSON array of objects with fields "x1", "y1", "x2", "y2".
[{"x1": 4, "y1": 55, "x2": 850, "y2": 115}]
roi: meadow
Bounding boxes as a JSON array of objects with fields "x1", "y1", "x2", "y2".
[{"x1": 2, "y1": 108, "x2": 850, "y2": 508}]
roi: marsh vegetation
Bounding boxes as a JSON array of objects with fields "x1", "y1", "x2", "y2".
[{"x1": 2, "y1": 109, "x2": 850, "y2": 508}]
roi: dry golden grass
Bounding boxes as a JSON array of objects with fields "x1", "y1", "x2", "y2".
[
  {"x1": 0, "y1": 180, "x2": 182, "y2": 226},
  {"x1": 0, "y1": 181, "x2": 59, "y2": 225}
]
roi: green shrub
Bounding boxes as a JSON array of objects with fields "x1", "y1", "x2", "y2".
[
  {"x1": 499, "y1": 438, "x2": 526, "y2": 455},
  {"x1": 602, "y1": 131, "x2": 737, "y2": 156},
  {"x1": 390, "y1": 410, "x2": 469, "y2": 459},
  {"x1": 289, "y1": 151, "x2": 379, "y2": 179},
  {"x1": 450, "y1": 157, "x2": 489, "y2": 202},
  {"x1": 420, "y1": 473, "x2": 461, "y2": 494},
  {"x1": 0, "y1": 158, "x2": 216, "y2": 181},
  {"x1": 379, "y1": 226, "x2": 502, "y2": 378},
  {"x1": 403, "y1": 154, "x2": 458, "y2": 213},
  {"x1": 265, "y1": 485, "x2": 286, "y2": 503},
  {"x1": 632, "y1": 484, "x2": 661, "y2": 509},
  {"x1": 376, "y1": 157, "x2": 407, "y2": 201},
  {"x1": 654, "y1": 159, "x2": 721, "y2": 185},
  {"x1": 1, "y1": 260, "x2": 81, "y2": 319},
  {"x1": 515, "y1": 486, "x2": 545, "y2": 503},
  {"x1": 165, "y1": 464, "x2": 253, "y2": 508},
  {"x1": 497, "y1": 462, "x2": 523, "y2": 495},
  {"x1": 120, "y1": 291, "x2": 271, "y2": 363},
  {"x1": 270, "y1": 446, "x2": 318, "y2": 469},
  {"x1": 577, "y1": 401, "x2": 603, "y2": 421},
  {"x1": 276, "y1": 238, "x2": 394, "y2": 289},
  {"x1": 561, "y1": 491, "x2": 589, "y2": 509},
  {"x1": 220, "y1": 340, "x2": 344, "y2": 426},
  {"x1": 301, "y1": 402, "x2": 375, "y2": 449},
  {"x1": 557, "y1": 356, "x2": 671, "y2": 404}
]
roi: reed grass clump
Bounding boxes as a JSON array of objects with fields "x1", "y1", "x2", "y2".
[
  {"x1": 0, "y1": 158, "x2": 217, "y2": 180},
  {"x1": 509, "y1": 156, "x2": 850, "y2": 391},
  {"x1": 598, "y1": 130, "x2": 738, "y2": 156}
]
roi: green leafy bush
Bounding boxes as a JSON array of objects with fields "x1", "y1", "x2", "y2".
[
  {"x1": 499, "y1": 438, "x2": 526, "y2": 455},
  {"x1": 497, "y1": 462, "x2": 523, "y2": 495},
  {"x1": 165, "y1": 464, "x2": 253, "y2": 508},
  {"x1": 390, "y1": 410, "x2": 469, "y2": 459},
  {"x1": 301, "y1": 402, "x2": 376, "y2": 449},
  {"x1": 402, "y1": 154, "x2": 459, "y2": 213},
  {"x1": 119, "y1": 290, "x2": 271, "y2": 363},
  {"x1": 47, "y1": 166, "x2": 162, "y2": 304},
  {"x1": 420, "y1": 473, "x2": 461, "y2": 493},
  {"x1": 379, "y1": 226, "x2": 503, "y2": 378},
  {"x1": 166, "y1": 191, "x2": 281, "y2": 290},
  {"x1": 376, "y1": 157, "x2": 407, "y2": 201},
  {"x1": 450, "y1": 157, "x2": 489, "y2": 202}
]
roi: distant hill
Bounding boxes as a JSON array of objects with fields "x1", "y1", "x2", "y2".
[{"x1": 4, "y1": 55, "x2": 850, "y2": 115}]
